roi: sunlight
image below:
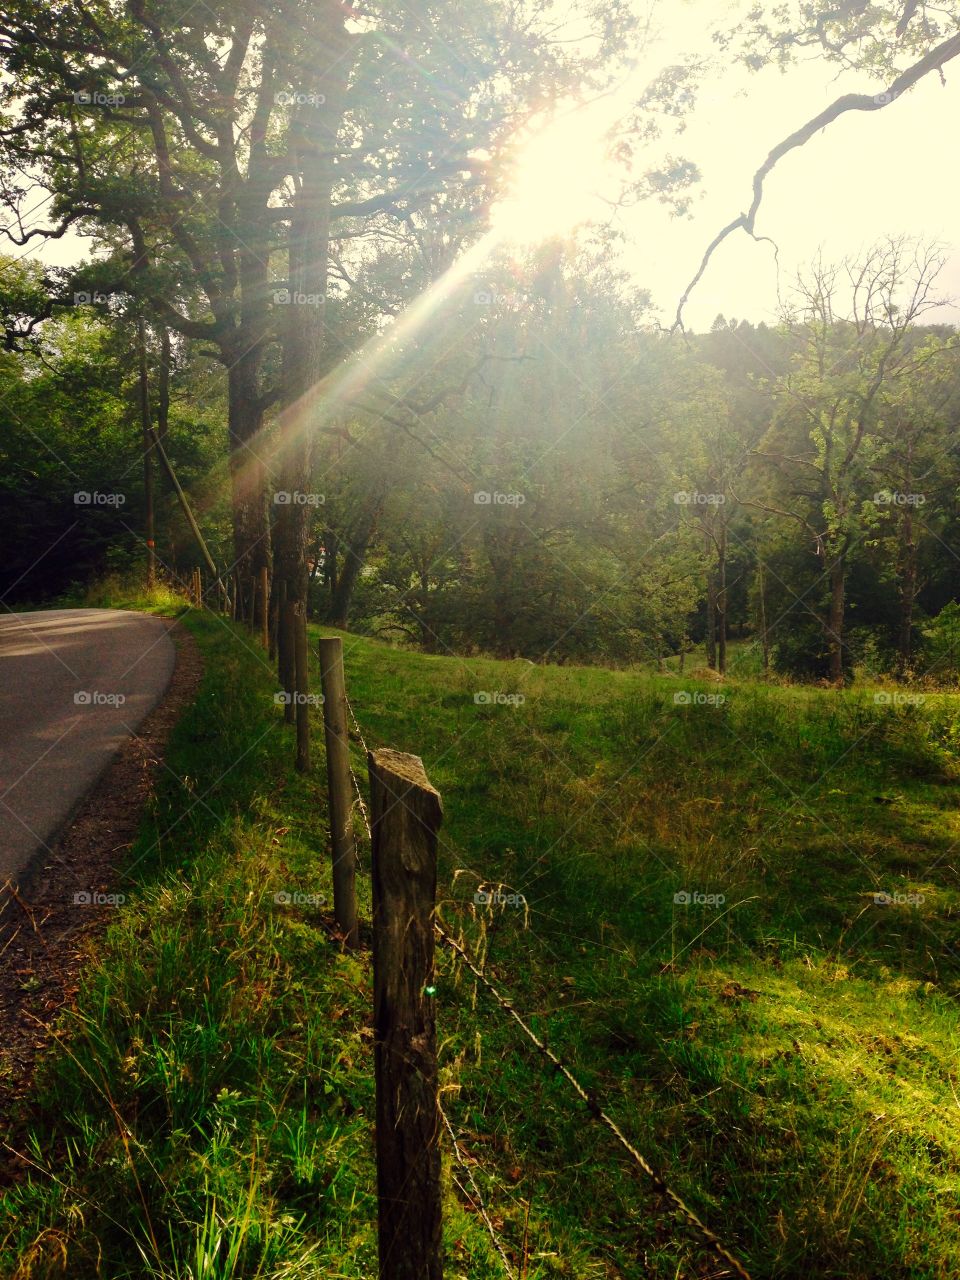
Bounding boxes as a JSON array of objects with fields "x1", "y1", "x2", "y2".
[
  {"x1": 490, "y1": 99, "x2": 618, "y2": 243},
  {"x1": 228, "y1": 228, "x2": 503, "y2": 502}
]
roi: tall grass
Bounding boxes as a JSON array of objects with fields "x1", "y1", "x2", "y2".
[{"x1": 3, "y1": 594, "x2": 960, "y2": 1278}]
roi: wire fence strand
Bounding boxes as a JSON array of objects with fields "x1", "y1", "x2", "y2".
[
  {"x1": 434, "y1": 923, "x2": 753, "y2": 1280},
  {"x1": 344, "y1": 693, "x2": 373, "y2": 840},
  {"x1": 439, "y1": 1099, "x2": 517, "y2": 1278},
  {"x1": 339, "y1": 687, "x2": 752, "y2": 1280}
]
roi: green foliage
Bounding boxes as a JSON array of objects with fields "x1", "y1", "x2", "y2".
[
  {"x1": 10, "y1": 593, "x2": 960, "y2": 1277},
  {"x1": 922, "y1": 601, "x2": 960, "y2": 680}
]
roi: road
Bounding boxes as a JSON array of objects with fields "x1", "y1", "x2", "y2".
[{"x1": 0, "y1": 609, "x2": 175, "y2": 884}]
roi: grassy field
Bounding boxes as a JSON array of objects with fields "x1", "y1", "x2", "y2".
[{"x1": 3, "y1": 581, "x2": 960, "y2": 1279}]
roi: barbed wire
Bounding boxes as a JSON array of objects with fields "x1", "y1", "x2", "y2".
[
  {"x1": 339, "y1": 688, "x2": 752, "y2": 1280},
  {"x1": 434, "y1": 922, "x2": 753, "y2": 1280},
  {"x1": 344, "y1": 692, "x2": 373, "y2": 841},
  {"x1": 439, "y1": 1098, "x2": 517, "y2": 1278}
]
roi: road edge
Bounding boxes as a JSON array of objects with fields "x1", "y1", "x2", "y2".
[{"x1": 0, "y1": 616, "x2": 203, "y2": 1129}]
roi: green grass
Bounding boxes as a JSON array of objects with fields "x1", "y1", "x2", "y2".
[{"x1": 4, "y1": 580, "x2": 960, "y2": 1278}]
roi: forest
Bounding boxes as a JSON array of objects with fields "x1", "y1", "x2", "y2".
[
  {"x1": 4, "y1": 238, "x2": 960, "y2": 685},
  {"x1": 1, "y1": 0, "x2": 958, "y2": 688}
]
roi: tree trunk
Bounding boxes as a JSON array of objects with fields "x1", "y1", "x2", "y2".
[
  {"x1": 827, "y1": 551, "x2": 845, "y2": 683},
  {"x1": 897, "y1": 502, "x2": 917, "y2": 674},
  {"x1": 323, "y1": 528, "x2": 339, "y2": 598},
  {"x1": 274, "y1": 8, "x2": 354, "y2": 613},
  {"x1": 228, "y1": 346, "x2": 269, "y2": 624},
  {"x1": 328, "y1": 498, "x2": 383, "y2": 628},
  {"x1": 705, "y1": 569, "x2": 718, "y2": 669},
  {"x1": 156, "y1": 324, "x2": 171, "y2": 444},
  {"x1": 716, "y1": 524, "x2": 727, "y2": 675},
  {"x1": 136, "y1": 316, "x2": 156, "y2": 588},
  {"x1": 758, "y1": 559, "x2": 770, "y2": 675}
]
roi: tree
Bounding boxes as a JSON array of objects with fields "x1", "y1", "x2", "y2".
[
  {"x1": 750, "y1": 240, "x2": 947, "y2": 681},
  {"x1": 0, "y1": 0, "x2": 631, "y2": 618}
]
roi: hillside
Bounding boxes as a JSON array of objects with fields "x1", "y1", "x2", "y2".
[{"x1": 3, "y1": 589, "x2": 960, "y2": 1279}]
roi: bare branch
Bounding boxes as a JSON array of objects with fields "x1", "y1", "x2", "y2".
[{"x1": 675, "y1": 28, "x2": 960, "y2": 329}]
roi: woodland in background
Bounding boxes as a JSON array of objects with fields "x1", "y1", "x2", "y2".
[
  {"x1": 2, "y1": 1, "x2": 960, "y2": 684},
  {"x1": 3, "y1": 236, "x2": 959, "y2": 683}
]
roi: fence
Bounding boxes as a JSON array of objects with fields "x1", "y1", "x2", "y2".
[
  {"x1": 179, "y1": 580, "x2": 753, "y2": 1280},
  {"x1": 318, "y1": 636, "x2": 753, "y2": 1280}
]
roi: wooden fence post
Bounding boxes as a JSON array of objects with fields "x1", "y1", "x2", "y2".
[
  {"x1": 294, "y1": 603, "x2": 310, "y2": 773},
  {"x1": 259, "y1": 565, "x2": 270, "y2": 649},
  {"x1": 318, "y1": 637, "x2": 358, "y2": 946},
  {"x1": 368, "y1": 748, "x2": 443, "y2": 1280},
  {"x1": 268, "y1": 575, "x2": 279, "y2": 659},
  {"x1": 280, "y1": 598, "x2": 296, "y2": 724}
]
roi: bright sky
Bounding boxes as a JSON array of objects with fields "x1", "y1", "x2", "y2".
[
  {"x1": 616, "y1": 3, "x2": 960, "y2": 330},
  {"x1": 21, "y1": 1, "x2": 960, "y2": 334}
]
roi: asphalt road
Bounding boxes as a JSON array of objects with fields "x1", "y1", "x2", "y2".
[{"x1": 0, "y1": 609, "x2": 175, "y2": 884}]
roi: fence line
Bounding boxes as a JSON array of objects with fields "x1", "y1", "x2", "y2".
[
  {"x1": 336, "y1": 681, "x2": 753, "y2": 1280},
  {"x1": 344, "y1": 692, "x2": 373, "y2": 842},
  {"x1": 434, "y1": 923, "x2": 752, "y2": 1280},
  {"x1": 439, "y1": 1098, "x2": 516, "y2": 1279}
]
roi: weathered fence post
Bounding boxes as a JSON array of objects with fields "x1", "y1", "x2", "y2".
[
  {"x1": 318, "y1": 637, "x2": 358, "y2": 946},
  {"x1": 368, "y1": 748, "x2": 444, "y2": 1280},
  {"x1": 276, "y1": 579, "x2": 288, "y2": 679},
  {"x1": 268, "y1": 578, "x2": 279, "y2": 661},
  {"x1": 280, "y1": 597, "x2": 296, "y2": 724},
  {"x1": 259, "y1": 565, "x2": 270, "y2": 649},
  {"x1": 293, "y1": 603, "x2": 310, "y2": 773}
]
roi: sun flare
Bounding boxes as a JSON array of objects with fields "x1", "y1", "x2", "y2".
[{"x1": 491, "y1": 100, "x2": 618, "y2": 244}]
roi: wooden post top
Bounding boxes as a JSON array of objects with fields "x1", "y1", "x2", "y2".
[{"x1": 369, "y1": 748, "x2": 440, "y2": 795}]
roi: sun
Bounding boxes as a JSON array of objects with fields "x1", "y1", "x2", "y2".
[{"x1": 491, "y1": 100, "x2": 618, "y2": 244}]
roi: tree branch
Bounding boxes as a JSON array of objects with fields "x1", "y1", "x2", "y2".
[{"x1": 675, "y1": 28, "x2": 960, "y2": 329}]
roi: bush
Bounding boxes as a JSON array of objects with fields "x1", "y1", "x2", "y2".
[{"x1": 921, "y1": 601, "x2": 960, "y2": 682}]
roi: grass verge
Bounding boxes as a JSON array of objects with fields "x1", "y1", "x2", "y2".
[{"x1": 2, "y1": 583, "x2": 960, "y2": 1278}]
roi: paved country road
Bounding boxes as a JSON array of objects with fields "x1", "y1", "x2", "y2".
[{"x1": 0, "y1": 609, "x2": 176, "y2": 885}]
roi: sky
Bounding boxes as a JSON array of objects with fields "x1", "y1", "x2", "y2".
[
  {"x1": 17, "y1": 1, "x2": 960, "y2": 335},
  {"x1": 616, "y1": 3, "x2": 960, "y2": 330}
]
